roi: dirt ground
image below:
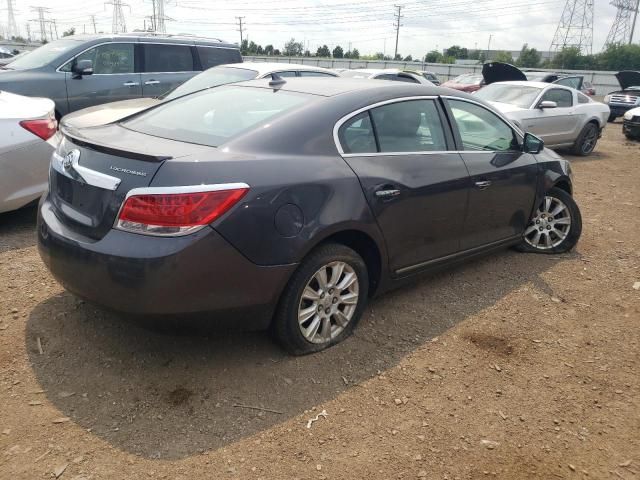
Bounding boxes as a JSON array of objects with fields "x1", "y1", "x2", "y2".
[{"x1": 0, "y1": 125, "x2": 638, "y2": 480}]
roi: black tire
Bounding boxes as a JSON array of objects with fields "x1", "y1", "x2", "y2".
[
  {"x1": 571, "y1": 122, "x2": 599, "y2": 156},
  {"x1": 272, "y1": 243, "x2": 369, "y2": 355},
  {"x1": 625, "y1": 133, "x2": 639, "y2": 141},
  {"x1": 608, "y1": 114, "x2": 617, "y2": 123},
  {"x1": 516, "y1": 187, "x2": 582, "y2": 254}
]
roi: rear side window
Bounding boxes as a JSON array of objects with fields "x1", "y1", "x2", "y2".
[
  {"x1": 339, "y1": 112, "x2": 377, "y2": 154},
  {"x1": 578, "y1": 93, "x2": 590, "y2": 104},
  {"x1": 197, "y1": 46, "x2": 242, "y2": 69},
  {"x1": 124, "y1": 86, "x2": 312, "y2": 147},
  {"x1": 275, "y1": 71, "x2": 297, "y2": 77},
  {"x1": 143, "y1": 44, "x2": 194, "y2": 73},
  {"x1": 75, "y1": 43, "x2": 134, "y2": 74}
]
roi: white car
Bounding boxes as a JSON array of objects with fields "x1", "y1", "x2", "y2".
[
  {"x1": 0, "y1": 90, "x2": 58, "y2": 213},
  {"x1": 339, "y1": 68, "x2": 435, "y2": 85},
  {"x1": 475, "y1": 81, "x2": 610, "y2": 156}
]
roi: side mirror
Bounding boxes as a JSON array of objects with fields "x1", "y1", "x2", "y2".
[
  {"x1": 538, "y1": 100, "x2": 557, "y2": 109},
  {"x1": 72, "y1": 59, "x2": 93, "y2": 78},
  {"x1": 523, "y1": 132, "x2": 544, "y2": 154}
]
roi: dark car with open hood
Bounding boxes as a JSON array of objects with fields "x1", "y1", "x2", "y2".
[
  {"x1": 38, "y1": 77, "x2": 582, "y2": 355},
  {"x1": 604, "y1": 71, "x2": 640, "y2": 122}
]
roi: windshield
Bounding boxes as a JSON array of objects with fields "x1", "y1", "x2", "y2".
[
  {"x1": 475, "y1": 84, "x2": 543, "y2": 108},
  {"x1": 6, "y1": 39, "x2": 81, "y2": 70},
  {"x1": 124, "y1": 86, "x2": 313, "y2": 147},
  {"x1": 163, "y1": 66, "x2": 258, "y2": 100},
  {"x1": 452, "y1": 74, "x2": 482, "y2": 85}
]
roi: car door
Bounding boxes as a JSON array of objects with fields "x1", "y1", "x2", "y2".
[
  {"x1": 521, "y1": 87, "x2": 580, "y2": 145},
  {"x1": 553, "y1": 75, "x2": 584, "y2": 91},
  {"x1": 336, "y1": 98, "x2": 471, "y2": 275},
  {"x1": 444, "y1": 98, "x2": 538, "y2": 249},
  {"x1": 64, "y1": 42, "x2": 141, "y2": 113},
  {"x1": 140, "y1": 43, "x2": 199, "y2": 98}
]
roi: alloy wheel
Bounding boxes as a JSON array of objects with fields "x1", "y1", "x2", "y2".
[
  {"x1": 298, "y1": 261, "x2": 359, "y2": 344},
  {"x1": 524, "y1": 196, "x2": 572, "y2": 250},
  {"x1": 581, "y1": 125, "x2": 598, "y2": 154}
]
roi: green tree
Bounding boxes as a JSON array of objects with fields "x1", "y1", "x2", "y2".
[
  {"x1": 445, "y1": 45, "x2": 468, "y2": 59},
  {"x1": 62, "y1": 27, "x2": 76, "y2": 37},
  {"x1": 425, "y1": 50, "x2": 443, "y2": 63},
  {"x1": 247, "y1": 41, "x2": 259, "y2": 55},
  {"x1": 597, "y1": 43, "x2": 640, "y2": 70},
  {"x1": 351, "y1": 48, "x2": 360, "y2": 59},
  {"x1": 304, "y1": 49, "x2": 311, "y2": 57},
  {"x1": 240, "y1": 39, "x2": 249, "y2": 56},
  {"x1": 316, "y1": 45, "x2": 331, "y2": 57},
  {"x1": 394, "y1": 53, "x2": 402, "y2": 60},
  {"x1": 374, "y1": 52, "x2": 385, "y2": 60},
  {"x1": 516, "y1": 44, "x2": 541, "y2": 68},
  {"x1": 550, "y1": 47, "x2": 581, "y2": 69},
  {"x1": 273, "y1": 48, "x2": 281, "y2": 56},
  {"x1": 256, "y1": 45, "x2": 264, "y2": 55},
  {"x1": 332, "y1": 45, "x2": 344, "y2": 58},
  {"x1": 264, "y1": 44, "x2": 274, "y2": 55},
  {"x1": 403, "y1": 54, "x2": 412, "y2": 61},
  {"x1": 284, "y1": 38, "x2": 303, "y2": 57},
  {"x1": 494, "y1": 50, "x2": 514, "y2": 63}
]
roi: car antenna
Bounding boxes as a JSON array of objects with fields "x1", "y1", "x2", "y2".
[{"x1": 269, "y1": 73, "x2": 286, "y2": 87}]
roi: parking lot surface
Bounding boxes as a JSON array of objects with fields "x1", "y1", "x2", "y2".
[{"x1": 0, "y1": 126, "x2": 638, "y2": 479}]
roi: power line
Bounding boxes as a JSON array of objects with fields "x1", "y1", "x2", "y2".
[{"x1": 393, "y1": 4, "x2": 403, "y2": 59}]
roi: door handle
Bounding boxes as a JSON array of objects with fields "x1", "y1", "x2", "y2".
[
  {"x1": 474, "y1": 180, "x2": 492, "y2": 190},
  {"x1": 375, "y1": 188, "x2": 401, "y2": 199},
  {"x1": 144, "y1": 80, "x2": 160, "y2": 85},
  {"x1": 123, "y1": 81, "x2": 140, "y2": 87}
]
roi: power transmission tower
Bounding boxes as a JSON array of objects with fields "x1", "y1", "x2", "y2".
[
  {"x1": 52, "y1": 19, "x2": 58, "y2": 39},
  {"x1": 6, "y1": 0, "x2": 19, "y2": 39},
  {"x1": 105, "y1": 0, "x2": 129, "y2": 33},
  {"x1": 25, "y1": 23, "x2": 31, "y2": 42},
  {"x1": 549, "y1": 0, "x2": 594, "y2": 55},
  {"x1": 30, "y1": 6, "x2": 51, "y2": 42},
  {"x1": 90, "y1": 14, "x2": 97, "y2": 33},
  {"x1": 236, "y1": 16, "x2": 245, "y2": 46},
  {"x1": 603, "y1": 0, "x2": 640, "y2": 47},
  {"x1": 393, "y1": 5, "x2": 403, "y2": 59}
]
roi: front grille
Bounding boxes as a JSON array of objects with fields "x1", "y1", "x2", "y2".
[{"x1": 610, "y1": 94, "x2": 638, "y2": 105}]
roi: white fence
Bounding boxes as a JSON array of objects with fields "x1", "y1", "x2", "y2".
[{"x1": 243, "y1": 56, "x2": 621, "y2": 95}]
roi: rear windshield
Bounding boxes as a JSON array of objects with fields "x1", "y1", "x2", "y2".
[
  {"x1": 475, "y1": 83, "x2": 543, "y2": 108},
  {"x1": 124, "y1": 86, "x2": 312, "y2": 147},
  {"x1": 163, "y1": 66, "x2": 258, "y2": 100},
  {"x1": 7, "y1": 39, "x2": 81, "y2": 70}
]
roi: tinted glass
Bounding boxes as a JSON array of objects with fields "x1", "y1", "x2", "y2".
[
  {"x1": 9, "y1": 38, "x2": 81, "y2": 70},
  {"x1": 275, "y1": 71, "x2": 297, "y2": 77},
  {"x1": 76, "y1": 43, "x2": 134, "y2": 74},
  {"x1": 124, "y1": 86, "x2": 312, "y2": 147},
  {"x1": 475, "y1": 83, "x2": 543, "y2": 108},
  {"x1": 555, "y1": 77, "x2": 582, "y2": 90},
  {"x1": 339, "y1": 112, "x2": 376, "y2": 154},
  {"x1": 144, "y1": 44, "x2": 193, "y2": 72},
  {"x1": 197, "y1": 46, "x2": 242, "y2": 69},
  {"x1": 299, "y1": 71, "x2": 336, "y2": 77},
  {"x1": 394, "y1": 74, "x2": 419, "y2": 83},
  {"x1": 448, "y1": 100, "x2": 517, "y2": 152},
  {"x1": 540, "y1": 88, "x2": 572, "y2": 107},
  {"x1": 164, "y1": 66, "x2": 258, "y2": 100},
  {"x1": 374, "y1": 74, "x2": 396, "y2": 81},
  {"x1": 370, "y1": 100, "x2": 447, "y2": 152}
]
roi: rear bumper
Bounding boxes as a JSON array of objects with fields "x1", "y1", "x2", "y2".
[
  {"x1": 623, "y1": 120, "x2": 640, "y2": 138},
  {"x1": 37, "y1": 195, "x2": 296, "y2": 327}
]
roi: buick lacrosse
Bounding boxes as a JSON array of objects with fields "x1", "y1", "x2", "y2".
[{"x1": 38, "y1": 77, "x2": 581, "y2": 354}]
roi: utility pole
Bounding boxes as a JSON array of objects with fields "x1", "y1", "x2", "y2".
[
  {"x1": 90, "y1": 14, "x2": 97, "y2": 33},
  {"x1": 156, "y1": 0, "x2": 166, "y2": 33},
  {"x1": 30, "y1": 6, "x2": 50, "y2": 42},
  {"x1": 487, "y1": 34, "x2": 492, "y2": 57},
  {"x1": 52, "y1": 19, "x2": 58, "y2": 39},
  {"x1": 236, "y1": 16, "x2": 245, "y2": 47},
  {"x1": 393, "y1": 5, "x2": 403, "y2": 60},
  {"x1": 6, "y1": 0, "x2": 19, "y2": 39},
  {"x1": 25, "y1": 23, "x2": 31, "y2": 42}
]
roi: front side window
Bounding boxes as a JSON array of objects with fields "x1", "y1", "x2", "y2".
[
  {"x1": 74, "y1": 43, "x2": 134, "y2": 74},
  {"x1": 370, "y1": 100, "x2": 447, "y2": 152},
  {"x1": 143, "y1": 44, "x2": 194, "y2": 73},
  {"x1": 197, "y1": 46, "x2": 241, "y2": 69},
  {"x1": 124, "y1": 86, "x2": 313, "y2": 147},
  {"x1": 447, "y1": 99, "x2": 518, "y2": 152},
  {"x1": 539, "y1": 88, "x2": 573, "y2": 108},
  {"x1": 338, "y1": 112, "x2": 376, "y2": 154}
]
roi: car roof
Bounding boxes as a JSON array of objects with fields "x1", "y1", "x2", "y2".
[
  {"x1": 57, "y1": 32, "x2": 236, "y2": 47},
  {"x1": 220, "y1": 62, "x2": 337, "y2": 76},
  {"x1": 233, "y1": 76, "x2": 447, "y2": 97}
]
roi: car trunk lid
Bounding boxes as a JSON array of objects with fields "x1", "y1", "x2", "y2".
[{"x1": 50, "y1": 124, "x2": 210, "y2": 240}]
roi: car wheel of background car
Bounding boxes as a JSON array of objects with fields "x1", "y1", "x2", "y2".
[
  {"x1": 572, "y1": 122, "x2": 599, "y2": 156},
  {"x1": 272, "y1": 243, "x2": 369, "y2": 355},
  {"x1": 608, "y1": 114, "x2": 617, "y2": 123},
  {"x1": 625, "y1": 133, "x2": 638, "y2": 141},
  {"x1": 517, "y1": 187, "x2": 582, "y2": 254}
]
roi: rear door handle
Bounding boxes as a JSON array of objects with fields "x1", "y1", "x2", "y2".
[
  {"x1": 375, "y1": 189, "x2": 401, "y2": 199},
  {"x1": 474, "y1": 180, "x2": 492, "y2": 189},
  {"x1": 123, "y1": 81, "x2": 140, "y2": 87},
  {"x1": 144, "y1": 80, "x2": 160, "y2": 85}
]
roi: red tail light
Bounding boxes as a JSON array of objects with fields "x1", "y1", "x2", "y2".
[
  {"x1": 116, "y1": 184, "x2": 249, "y2": 236},
  {"x1": 20, "y1": 116, "x2": 58, "y2": 141}
]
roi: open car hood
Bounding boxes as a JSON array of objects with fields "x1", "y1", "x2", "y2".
[
  {"x1": 615, "y1": 70, "x2": 640, "y2": 90},
  {"x1": 482, "y1": 62, "x2": 527, "y2": 85}
]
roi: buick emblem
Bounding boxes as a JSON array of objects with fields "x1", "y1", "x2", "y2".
[{"x1": 63, "y1": 149, "x2": 80, "y2": 170}]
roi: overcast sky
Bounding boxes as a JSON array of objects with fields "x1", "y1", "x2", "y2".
[{"x1": 3, "y1": 0, "x2": 633, "y2": 57}]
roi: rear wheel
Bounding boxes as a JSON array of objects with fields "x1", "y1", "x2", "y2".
[
  {"x1": 572, "y1": 122, "x2": 599, "y2": 156},
  {"x1": 272, "y1": 244, "x2": 369, "y2": 355},
  {"x1": 517, "y1": 187, "x2": 582, "y2": 254}
]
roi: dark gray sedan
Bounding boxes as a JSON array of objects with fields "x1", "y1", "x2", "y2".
[{"x1": 37, "y1": 78, "x2": 582, "y2": 355}]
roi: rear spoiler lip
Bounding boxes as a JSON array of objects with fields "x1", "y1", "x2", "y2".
[{"x1": 61, "y1": 124, "x2": 172, "y2": 163}]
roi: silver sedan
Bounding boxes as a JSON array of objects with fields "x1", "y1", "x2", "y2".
[{"x1": 475, "y1": 81, "x2": 610, "y2": 155}]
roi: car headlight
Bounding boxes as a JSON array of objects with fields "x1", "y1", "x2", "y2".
[
  {"x1": 624, "y1": 111, "x2": 633, "y2": 120},
  {"x1": 603, "y1": 94, "x2": 611, "y2": 103}
]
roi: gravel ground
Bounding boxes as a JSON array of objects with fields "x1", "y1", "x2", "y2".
[{"x1": 0, "y1": 125, "x2": 638, "y2": 479}]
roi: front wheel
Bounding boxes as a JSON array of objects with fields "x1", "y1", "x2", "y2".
[
  {"x1": 572, "y1": 122, "x2": 599, "y2": 156},
  {"x1": 517, "y1": 188, "x2": 582, "y2": 254},
  {"x1": 272, "y1": 243, "x2": 369, "y2": 355}
]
